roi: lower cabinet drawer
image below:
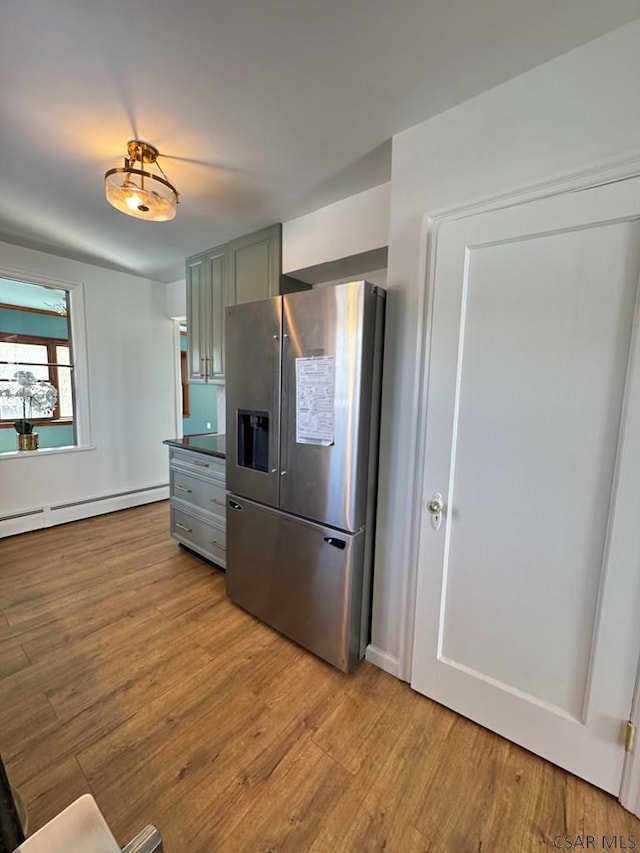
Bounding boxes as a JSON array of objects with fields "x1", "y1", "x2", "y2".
[
  {"x1": 169, "y1": 448, "x2": 225, "y2": 479},
  {"x1": 170, "y1": 506, "x2": 226, "y2": 568},
  {"x1": 170, "y1": 469, "x2": 226, "y2": 522}
]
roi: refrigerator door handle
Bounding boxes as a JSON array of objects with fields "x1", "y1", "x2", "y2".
[
  {"x1": 228, "y1": 500, "x2": 244, "y2": 511},
  {"x1": 323, "y1": 536, "x2": 346, "y2": 550}
]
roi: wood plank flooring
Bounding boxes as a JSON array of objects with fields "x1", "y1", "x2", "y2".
[{"x1": 1, "y1": 501, "x2": 638, "y2": 852}]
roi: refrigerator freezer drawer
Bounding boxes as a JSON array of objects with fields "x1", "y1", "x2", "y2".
[{"x1": 226, "y1": 495, "x2": 366, "y2": 672}]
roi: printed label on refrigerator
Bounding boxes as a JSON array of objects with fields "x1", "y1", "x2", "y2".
[{"x1": 295, "y1": 356, "x2": 335, "y2": 445}]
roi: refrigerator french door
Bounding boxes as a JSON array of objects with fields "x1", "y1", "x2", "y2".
[{"x1": 225, "y1": 281, "x2": 385, "y2": 672}]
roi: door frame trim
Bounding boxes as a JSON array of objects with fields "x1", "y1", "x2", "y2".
[
  {"x1": 621, "y1": 656, "x2": 640, "y2": 815},
  {"x1": 172, "y1": 318, "x2": 184, "y2": 439},
  {"x1": 617, "y1": 266, "x2": 640, "y2": 817},
  {"x1": 401, "y1": 151, "x2": 640, "y2": 814}
]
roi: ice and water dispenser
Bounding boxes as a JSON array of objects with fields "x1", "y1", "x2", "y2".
[{"x1": 237, "y1": 410, "x2": 269, "y2": 473}]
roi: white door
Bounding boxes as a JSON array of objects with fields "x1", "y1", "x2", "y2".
[{"x1": 411, "y1": 177, "x2": 640, "y2": 795}]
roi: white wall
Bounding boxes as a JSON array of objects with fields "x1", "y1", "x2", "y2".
[
  {"x1": 166, "y1": 278, "x2": 186, "y2": 319},
  {"x1": 0, "y1": 241, "x2": 176, "y2": 533},
  {"x1": 282, "y1": 183, "x2": 390, "y2": 273},
  {"x1": 373, "y1": 19, "x2": 640, "y2": 678}
]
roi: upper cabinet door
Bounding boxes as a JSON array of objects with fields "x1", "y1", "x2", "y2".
[
  {"x1": 187, "y1": 223, "x2": 307, "y2": 387},
  {"x1": 186, "y1": 253, "x2": 207, "y2": 383},
  {"x1": 206, "y1": 245, "x2": 227, "y2": 380},
  {"x1": 227, "y1": 224, "x2": 281, "y2": 305},
  {"x1": 186, "y1": 245, "x2": 227, "y2": 384}
]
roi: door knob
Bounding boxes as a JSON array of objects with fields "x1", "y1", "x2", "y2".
[
  {"x1": 427, "y1": 496, "x2": 444, "y2": 514},
  {"x1": 427, "y1": 493, "x2": 445, "y2": 531}
]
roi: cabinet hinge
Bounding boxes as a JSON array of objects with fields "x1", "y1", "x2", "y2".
[{"x1": 624, "y1": 720, "x2": 636, "y2": 753}]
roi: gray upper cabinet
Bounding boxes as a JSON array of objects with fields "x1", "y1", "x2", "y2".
[
  {"x1": 227, "y1": 224, "x2": 281, "y2": 305},
  {"x1": 186, "y1": 224, "x2": 309, "y2": 384},
  {"x1": 186, "y1": 243, "x2": 227, "y2": 383}
]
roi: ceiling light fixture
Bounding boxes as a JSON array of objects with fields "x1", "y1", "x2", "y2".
[{"x1": 104, "y1": 140, "x2": 178, "y2": 221}]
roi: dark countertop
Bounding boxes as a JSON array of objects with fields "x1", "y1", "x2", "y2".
[{"x1": 163, "y1": 433, "x2": 226, "y2": 459}]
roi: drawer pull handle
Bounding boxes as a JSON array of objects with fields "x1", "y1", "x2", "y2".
[
  {"x1": 194, "y1": 460, "x2": 210, "y2": 468},
  {"x1": 211, "y1": 540, "x2": 227, "y2": 550},
  {"x1": 176, "y1": 485, "x2": 192, "y2": 493},
  {"x1": 210, "y1": 498, "x2": 224, "y2": 505},
  {"x1": 176, "y1": 522, "x2": 193, "y2": 533}
]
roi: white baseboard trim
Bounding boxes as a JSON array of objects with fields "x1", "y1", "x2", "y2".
[
  {"x1": 0, "y1": 485, "x2": 169, "y2": 538},
  {"x1": 365, "y1": 644, "x2": 403, "y2": 680}
]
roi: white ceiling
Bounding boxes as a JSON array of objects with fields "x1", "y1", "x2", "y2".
[{"x1": 1, "y1": 1, "x2": 639, "y2": 284}]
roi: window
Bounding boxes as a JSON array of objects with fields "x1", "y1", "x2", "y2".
[
  {"x1": 0, "y1": 278, "x2": 78, "y2": 450},
  {"x1": 0, "y1": 336, "x2": 74, "y2": 422}
]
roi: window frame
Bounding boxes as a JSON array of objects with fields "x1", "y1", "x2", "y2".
[{"x1": 0, "y1": 269, "x2": 91, "y2": 453}]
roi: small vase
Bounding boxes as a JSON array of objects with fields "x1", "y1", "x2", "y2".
[{"x1": 17, "y1": 433, "x2": 39, "y2": 451}]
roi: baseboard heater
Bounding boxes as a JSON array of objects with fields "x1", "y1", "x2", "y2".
[
  {"x1": 0, "y1": 508, "x2": 45, "y2": 523},
  {"x1": 50, "y1": 484, "x2": 169, "y2": 512},
  {"x1": 0, "y1": 484, "x2": 169, "y2": 534}
]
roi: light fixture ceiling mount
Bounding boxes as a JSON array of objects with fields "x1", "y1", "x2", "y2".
[{"x1": 105, "y1": 139, "x2": 178, "y2": 222}]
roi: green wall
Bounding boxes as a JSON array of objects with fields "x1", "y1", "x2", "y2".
[
  {"x1": 0, "y1": 307, "x2": 68, "y2": 338},
  {"x1": 183, "y1": 384, "x2": 218, "y2": 434},
  {"x1": 0, "y1": 424, "x2": 75, "y2": 453},
  {"x1": 181, "y1": 334, "x2": 218, "y2": 435}
]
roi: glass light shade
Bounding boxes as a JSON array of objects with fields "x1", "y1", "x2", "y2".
[{"x1": 104, "y1": 167, "x2": 178, "y2": 222}]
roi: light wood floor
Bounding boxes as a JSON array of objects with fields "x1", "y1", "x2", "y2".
[{"x1": 1, "y1": 502, "x2": 638, "y2": 852}]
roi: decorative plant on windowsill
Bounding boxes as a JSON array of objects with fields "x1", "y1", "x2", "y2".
[{"x1": 0, "y1": 370, "x2": 58, "y2": 450}]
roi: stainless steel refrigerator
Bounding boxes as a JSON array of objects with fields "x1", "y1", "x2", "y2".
[{"x1": 225, "y1": 280, "x2": 385, "y2": 672}]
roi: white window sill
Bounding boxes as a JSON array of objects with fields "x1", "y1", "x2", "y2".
[{"x1": 0, "y1": 445, "x2": 96, "y2": 459}]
